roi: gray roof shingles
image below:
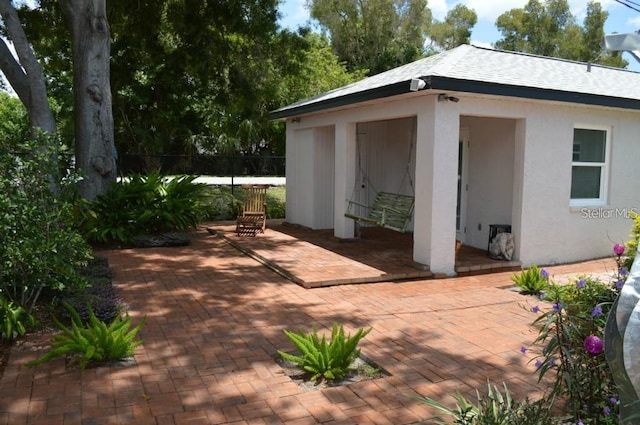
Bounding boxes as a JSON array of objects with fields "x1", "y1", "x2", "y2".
[{"x1": 270, "y1": 44, "x2": 640, "y2": 119}]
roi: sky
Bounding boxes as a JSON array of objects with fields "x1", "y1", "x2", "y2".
[{"x1": 276, "y1": 0, "x2": 640, "y2": 71}]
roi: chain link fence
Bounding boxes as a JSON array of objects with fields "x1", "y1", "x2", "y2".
[{"x1": 117, "y1": 154, "x2": 285, "y2": 177}]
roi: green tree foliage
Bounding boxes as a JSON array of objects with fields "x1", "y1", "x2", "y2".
[
  {"x1": 427, "y1": 4, "x2": 478, "y2": 53},
  {"x1": 20, "y1": 0, "x2": 360, "y2": 159},
  {"x1": 308, "y1": 0, "x2": 432, "y2": 74},
  {"x1": 0, "y1": 92, "x2": 30, "y2": 147},
  {"x1": 495, "y1": 0, "x2": 627, "y2": 68}
]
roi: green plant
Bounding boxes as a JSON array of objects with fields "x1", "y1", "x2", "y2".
[
  {"x1": 80, "y1": 172, "x2": 209, "y2": 243},
  {"x1": 0, "y1": 137, "x2": 92, "y2": 313},
  {"x1": 278, "y1": 323, "x2": 372, "y2": 381},
  {"x1": 522, "y1": 270, "x2": 621, "y2": 424},
  {"x1": 27, "y1": 302, "x2": 146, "y2": 369},
  {"x1": 0, "y1": 295, "x2": 36, "y2": 341},
  {"x1": 414, "y1": 382, "x2": 553, "y2": 425},
  {"x1": 623, "y1": 211, "x2": 640, "y2": 270},
  {"x1": 510, "y1": 265, "x2": 548, "y2": 295}
]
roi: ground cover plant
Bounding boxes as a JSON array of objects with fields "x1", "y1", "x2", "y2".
[{"x1": 278, "y1": 323, "x2": 372, "y2": 382}]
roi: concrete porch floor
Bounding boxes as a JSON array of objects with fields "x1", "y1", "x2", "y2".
[{"x1": 208, "y1": 220, "x2": 522, "y2": 288}]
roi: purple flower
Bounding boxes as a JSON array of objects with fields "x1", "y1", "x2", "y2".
[
  {"x1": 620, "y1": 267, "x2": 629, "y2": 277},
  {"x1": 531, "y1": 305, "x2": 541, "y2": 313},
  {"x1": 614, "y1": 244, "x2": 625, "y2": 256},
  {"x1": 610, "y1": 397, "x2": 618, "y2": 405},
  {"x1": 548, "y1": 359, "x2": 557, "y2": 367},
  {"x1": 553, "y1": 302, "x2": 562, "y2": 312},
  {"x1": 584, "y1": 335, "x2": 604, "y2": 355},
  {"x1": 578, "y1": 421, "x2": 584, "y2": 425},
  {"x1": 576, "y1": 279, "x2": 586, "y2": 289},
  {"x1": 520, "y1": 346, "x2": 528, "y2": 355},
  {"x1": 617, "y1": 280, "x2": 625, "y2": 289},
  {"x1": 604, "y1": 406, "x2": 611, "y2": 416},
  {"x1": 591, "y1": 305, "x2": 603, "y2": 317},
  {"x1": 535, "y1": 359, "x2": 543, "y2": 369},
  {"x1": 540, "y1": 269, "x2": 549, "y2": 279}
]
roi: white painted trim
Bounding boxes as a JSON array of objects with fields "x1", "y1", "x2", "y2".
[{"x1": 570, "y1": 123, "x2": 611, "y2": 207}]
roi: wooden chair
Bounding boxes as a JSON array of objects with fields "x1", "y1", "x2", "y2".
[
  {"x1": 236, "y1": 184, "x2": 269, "y2": 236},
  {"x1": 345, "y1": 192, "x2": 415, "y2": 233}
]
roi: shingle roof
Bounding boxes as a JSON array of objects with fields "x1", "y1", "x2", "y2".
[{"x1": 270, "y1": 44, "x2": 640, "y2": 120}]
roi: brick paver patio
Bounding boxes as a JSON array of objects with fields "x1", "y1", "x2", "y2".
[{"x1": 0, "y1": 224, "x2": 617, "y2": 424}]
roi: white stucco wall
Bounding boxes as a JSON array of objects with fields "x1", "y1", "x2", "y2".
[
  {"x1": 284, "y1": 91, "x2": 640, "y2": 270},
  {"x1": 457, "y1": 96, "x2": 640, "y2": 266}
]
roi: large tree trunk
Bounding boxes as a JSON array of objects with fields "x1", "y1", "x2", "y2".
[
  {"x1": 0, "y1": 0, "x2": 56, "y2": 135},
  {"x1": 59, "y1": 0, "x2": 116, "y2": 201}
]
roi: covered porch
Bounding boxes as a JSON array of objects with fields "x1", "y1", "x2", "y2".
[{"x1": 207, "y1": 220, "x2": 522, "y2": 289}]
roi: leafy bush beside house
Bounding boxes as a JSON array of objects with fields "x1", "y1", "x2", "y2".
[{"x1": 0, "y1": 138, "x2": 92, "y2": 314}]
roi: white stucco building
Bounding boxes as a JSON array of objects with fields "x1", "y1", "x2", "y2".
[{"x1": 270, "y1": 45, "x2": 640, "y2": 276}]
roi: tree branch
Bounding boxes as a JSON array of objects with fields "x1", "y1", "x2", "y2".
[{"x1": 0, "y1": 37, "x2": 29, "y2": 103}]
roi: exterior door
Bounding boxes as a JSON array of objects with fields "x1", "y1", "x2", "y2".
[{"x1": 456, "y1": 129, "x2": 469, "y2": 242}]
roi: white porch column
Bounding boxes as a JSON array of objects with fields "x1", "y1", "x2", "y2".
[
  {"x1": 334, "y1": 121, "x2": 356, "y2": 238},
  {"x1": 413, "y1": 99, "x2": 459, "y2": 275}
]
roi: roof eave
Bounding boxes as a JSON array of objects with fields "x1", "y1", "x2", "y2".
[{"x1": 269, "y1": 76, "x2": 640, "y2": 120}]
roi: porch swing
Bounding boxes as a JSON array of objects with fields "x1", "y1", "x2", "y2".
[{"x1": 344, "y1": 129, "x2": 416, "y2": 233}]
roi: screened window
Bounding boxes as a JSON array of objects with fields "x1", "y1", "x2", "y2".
[{"x1": 570, "y1": 126, "x2": 609, "y2": 206}]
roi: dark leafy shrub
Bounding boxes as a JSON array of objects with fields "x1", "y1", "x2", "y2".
[
  {"x1": 61, "y1": 278, "x2": 125, "y2": 324},
  {"x1": 27, "y1": 302, "x2": 146, "y2": 369},
  {"x1": 267, "y1": 199, "x2": 285, "y2": 219},
  {"x1": 0, "y1": 137, "x2": 92, "y2": 313},
  {"x1": 278, "y1": 323, "x2": 371, "y2": 381},
  {"x1": 80, "y1": 172, "x2": 209, "y2": 243}
]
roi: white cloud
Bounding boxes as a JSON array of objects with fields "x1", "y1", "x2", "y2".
[
  {"x1": 456, "y1": 0, "x2": 527, "y2": 22},
  {"x1": 428, "y1": 0, "x2": 449, "y2": 20}
]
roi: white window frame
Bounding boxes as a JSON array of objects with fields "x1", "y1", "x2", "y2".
[{"x1": 570, "y1": 124, "x2": 611, "y2": 207}]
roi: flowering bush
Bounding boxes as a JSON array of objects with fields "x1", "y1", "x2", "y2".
[{"x1": 520, "y1": 245, "x2": 627, "y2": 425}]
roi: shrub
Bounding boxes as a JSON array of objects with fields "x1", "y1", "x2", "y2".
[
  {"x1": 80, "y1": 172, "x2": 209, "y2": 243},
  {"x1": 510, "y1": 265, "x2": 548, "y2": 295},
  {"x1": 623, "y1": 212, "x2": 639, "y2": 271},
  {"x1": 27, "y1": 302, "x2": 146, "y2": 369},
  {"x1": 0, "y1": 137, "x2": 92, "y2": 313},
  {"x1": 522, "y1": 264, "x2": 622, "y2": 424},
  {"x1": 414, "y1": 382, "x2": 553, "y2": 425},
  {"x1": 0, "y1": 294, "x2": 36, "y2": 341},
  {"x1": 278, "y1": 323, "x2": 372, "y2": 381}
]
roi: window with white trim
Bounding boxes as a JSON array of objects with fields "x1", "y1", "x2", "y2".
[{"x1": 570, "y1": 125, "x2": 610, "y2": 206}]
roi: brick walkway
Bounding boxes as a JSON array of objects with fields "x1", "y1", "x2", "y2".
[{"x1": 0, "y1": 225, "x2": 617, "y2": 424}]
